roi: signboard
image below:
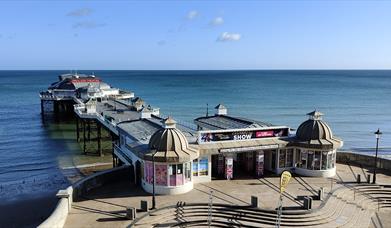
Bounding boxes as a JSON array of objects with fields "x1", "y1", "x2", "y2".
[
  {"x1": 199, "y1": 127, "x2": 289, "y2": 144},
  {"x1": 280, "y1": 171, "x2": 292, "y2": 193},
  {"x1": 256, "y1": 151, "x2": 264, "y2": 177},
  {"x1": 225, "y1": 157, "x2": 234, "y2": 180}
]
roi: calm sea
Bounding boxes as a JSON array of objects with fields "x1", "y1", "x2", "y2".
[{"x1": 0, "y1": 70, "x2": 390, "y2": 224}]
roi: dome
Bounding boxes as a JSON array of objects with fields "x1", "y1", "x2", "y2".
[
  {"x1": 145, "y1": 117, "x2": 199, "y2": 163},
  {"x1": 296, "y1": 111, "x2": 333, "y2": 141}
]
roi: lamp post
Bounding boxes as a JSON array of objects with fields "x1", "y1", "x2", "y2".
[
  {"x1": 373, "y1": 129, "x2": 382, "y2": 184},
  {"x1": 151, "y1": 149, "x2": 157, "y2": 209}
]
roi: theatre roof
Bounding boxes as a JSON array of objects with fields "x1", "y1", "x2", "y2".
[{"x1": 194, "y1": 114, "x2": 274, "y2": 130}]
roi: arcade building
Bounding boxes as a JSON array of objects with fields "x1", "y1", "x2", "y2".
[{"x1": 113, "y1": 105, "x2": 343, "y2": 195}]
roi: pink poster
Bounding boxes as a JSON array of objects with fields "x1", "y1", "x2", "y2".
[
  {"x1": 144, "y1": 162, "x2": 153, "y2": 184},
  {"x1": 155, "y1": 164, "x2": 167, "y2": 186},
  {"x1": 176, "y1": 174, "x2": 183, "y2": 186}
]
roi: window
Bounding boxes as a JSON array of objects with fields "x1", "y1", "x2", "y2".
[
  {"x1": 307, "y1": 151, "x2": 314, "y2": 170},
  {"x1": 279, "y1": 150, "x2": 286, "y2": 168},
  {"x1": 286, "y1": 149, "x2": 294, "y2": 167},
  {"x1": 332, "y1": 152, "x2": 336, "y2": 168},
  {"x1": 327, "y1": 153, "x2": 333, "y2": 169},
  {"x1": 295, "y1": 149, "x2": 301, "y2": 167},
  {"x1": 314, "y1": 151, "x2": 321, "y2": 170},
  {"x1": 321, "y1": 152, "x2": 328, "y2": 170},
  {"x1": 301, "y1": 151, "x2": 307, "y2": 169},
  {"x1": 185, "y1": 162, "x2": 191, "y2": 182}
]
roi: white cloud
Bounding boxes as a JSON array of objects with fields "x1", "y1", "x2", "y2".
[
  {"x1": 217, "y1": 32, "x2": 241, "y2": 42},
  {"x1": 67, "y1": 8, "x2": 93, "y2": 17},
  {"x1": 73, "y1": 21, "x2": 106, "y2": 29},
  {"x1": 187, "y1": 10, "x2": 199, "y2": 20},
  {"x1": 210, "y1": 17, "x2": 224, "y2": 26}
]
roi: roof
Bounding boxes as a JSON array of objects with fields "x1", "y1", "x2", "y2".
[
  {"x1": 215, "y1": 104, "x2": 226, "y2": 109},
  {"x1": 194, "y1": 115, "x2": 273, "y2": 130},
  {"x1": 117, "y1": 119, "x2": 161, "y2": 142},
  {"x1": 292, "y1": 111, "x2": 343, "y2": 150},
  {"x1": 146, "y1": 118, "x2": 199, "y2": 163},
  {"x1": 49, "y1": 74, "x2": 103, "y2": 91}
]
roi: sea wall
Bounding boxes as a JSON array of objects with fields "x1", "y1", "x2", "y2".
[
  {"x1": 38, "y1": 165, "x2": 131, "y2": 228},
  {"x1": 73, "y1": 165, "x2": 131, "y2": 201},
  {"x1": 337, "y1": 151, "x2": 391, "y2": 170},
  {"x1": 38, "y1": 186, "x2": 73, "y2": 228}
]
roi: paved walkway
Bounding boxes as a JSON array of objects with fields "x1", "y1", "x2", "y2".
[{"x1": 64, "y1": 163, "x2": 391, "y2": 228}]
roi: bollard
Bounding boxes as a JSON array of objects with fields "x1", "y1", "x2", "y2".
[
  {"x1": 251, "y1": 196, "x2": 258, "y2": 208},
  {"x1": 318, "y1": 188, "x2": 324, "y2": 200},
  {"x1": 126, "y1": 207, "x2": 136, "y2": 220},
  {"x1": 367, "y1": 174, "x2": 371, "y2": 184},
  {"x1": 141, "y1": 200, "x2": 149, "y2": 212},
  {"x1": 303, "y1": 197, "x2": 312, "y2": 210},
  {"x1": 357, "y1": 174, "x2": 361, "y2": 184}
]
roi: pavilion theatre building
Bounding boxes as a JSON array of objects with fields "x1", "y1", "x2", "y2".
[{"x1": 113, "y1": 104, "x2": 343, "y2": 195}]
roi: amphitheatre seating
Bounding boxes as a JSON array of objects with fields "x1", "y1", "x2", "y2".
[{"x1": 131, "y1": 184, "x2": 391, "y2": 227}]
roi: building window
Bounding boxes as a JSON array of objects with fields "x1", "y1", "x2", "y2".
[
  {"x1": 321, "y1": 152, "x2": 328, "y2": 170},
  {"x1": 301, "y1": 151, "x2": 307, "y2": 169},
  {"x1": 286, "y1": 149, "x2": 293, "y2": 167},
  {"x1": 314, "y1": 151, "x2": 321, "y2": 170},
  {"x1": 307, "y1": 151, "x2": 314, "y2": 170},
  {"x1": 279, "y1": 150, "x2": 286, "y2": 168},
  {"x1": 332, "y1": 152, "x2": 336, "y2": 168},
  {"x1": 295, "y1": 149, "x2": 301, "y2": 167},
  {"x1": 327, "y1": 152, "x2": 333, "y2": 169}
]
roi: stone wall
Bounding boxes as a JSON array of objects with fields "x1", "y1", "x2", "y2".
[
  {"x1": 337, "y1": 151, "x2": 391, "y2": 170},
  {"x1": 38, "y1": 165, "x2": 131, "y2": 228}
]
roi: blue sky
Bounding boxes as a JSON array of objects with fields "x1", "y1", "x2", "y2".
[{"x1": 0, "y1": 1, "x2": 390, "y2": 70}]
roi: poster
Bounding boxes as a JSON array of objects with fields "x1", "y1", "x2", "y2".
[
  {"x1": 144, "y1": 162, "x2": 153, "y2": 184},
  {"x1": 198, "y1": 157, "x2": 208, "y2": 176},
  {"x1": 225, "y1": 157, "x2": 233, "y2": 180},
  {"x1": 155, "y1": 164, "x2": 167, "y2": 186},
  {"x1": 192, "y1": 161, "x2": 198, "y2": 176},
  {"x1": 256, "y1": 151, "x2": 264, "y2": 177}
]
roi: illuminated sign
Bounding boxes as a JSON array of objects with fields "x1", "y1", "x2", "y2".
[{"x1": 199, "y1": 127, "x2": 289, "y2": 144}]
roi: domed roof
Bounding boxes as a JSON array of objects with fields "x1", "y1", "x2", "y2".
[
  {"x1": 145, "y1": 117, "x2": 199, "y2": 163},
  {"x1": 296, "y1": 111, "x2": 333, "y2": 141}
]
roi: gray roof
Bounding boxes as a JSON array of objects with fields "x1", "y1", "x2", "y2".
[
  {"x1": 194, "y1": 115, "x2": 273, "y2": 130},
  {"x1": 117, "y1": 119, "x2": 161, "y2": 142}
]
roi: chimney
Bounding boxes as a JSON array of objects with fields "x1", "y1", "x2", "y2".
[{"x1": 215, "y1": 104, "x2": 227, "y2": 115}]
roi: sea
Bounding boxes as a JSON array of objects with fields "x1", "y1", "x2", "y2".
[{"x1": 0, "y1": 70, "x2": 390, "y2": 226}]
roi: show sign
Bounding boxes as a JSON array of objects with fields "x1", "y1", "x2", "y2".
[{"x1": 198, "y1": 127, "x2": 289, "y2": 144}]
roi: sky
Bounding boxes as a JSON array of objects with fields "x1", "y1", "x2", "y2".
[{"x1": 0, "y1": 1, "x2": 390, "y2": 70}]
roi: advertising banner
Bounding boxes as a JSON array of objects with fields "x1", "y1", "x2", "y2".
[
  {"x1": 199, "y1": 127, "x2": 289, "y2": 144},
  {"x1": 155, "y1": 164, "x2": 167, "y2": 186}
]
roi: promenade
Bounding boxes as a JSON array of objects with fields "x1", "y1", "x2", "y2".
[{"x1": 64, "y1": 163, "x2": 391, "y2": 228}]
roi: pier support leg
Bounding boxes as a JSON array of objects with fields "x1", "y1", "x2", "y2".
[
  {"x1": 83, "y1": 120, "x2": 87, "y2": 154},
  {"x1": 76, "y1": 117, "x2": 80, "y2": 142},
  {"x1": 97, "y1": 122, "x2": 102, "y2": 157},
  {"x1": 87, "y1": 120, "x2": 91, "y2": 141}
]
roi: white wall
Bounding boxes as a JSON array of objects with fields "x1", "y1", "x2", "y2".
[{"x1": 142, "y1": 180, "x2": 193, "y2": 195}]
